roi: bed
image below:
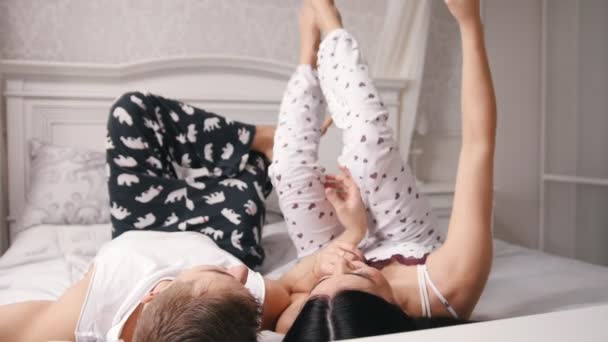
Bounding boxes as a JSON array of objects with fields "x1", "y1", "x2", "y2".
[
  {"x1": 2, "y1": 56, "x2": 608, "y2": 341},
  {"x1": 2, "y1": 222, "x2": 608, "y2": 341}
]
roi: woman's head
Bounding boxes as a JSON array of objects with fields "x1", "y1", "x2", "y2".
[
  {"x1": 283, "y1": 290, "x2": 414, "y2": 341},
  {"x1": 283, "y1": 290, "x2": 471, "y2": 342},
  {"x1": 310, "y1": 259, "x2": 395, "y2": 303}
]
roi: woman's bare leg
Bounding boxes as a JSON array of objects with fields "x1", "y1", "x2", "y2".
[
  {"x1": 269, "y1": 2, "x2": 344, "y2": 257},
  {"x1": 310, "y1": 0, "x2": 342, "y2": 34},
  {"x1": 251, "y1": 125, "x2": 275, "y2": 161}
]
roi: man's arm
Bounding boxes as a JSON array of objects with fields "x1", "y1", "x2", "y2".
[
  {"x1": 0, "y1": 300, "x2": 53, "y2": 342},
  {"x1": 0, "y1": 268, "x2": 94, "y2": 342},
  {"x1": 427, "y1": 0, "x2": 497, "y2": 318}
]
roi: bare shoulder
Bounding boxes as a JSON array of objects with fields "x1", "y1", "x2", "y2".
[
  {"x1": 275, "y1": 293, "x2": 308, "y2": 334},
  {"x1": 261, "y1": 278, "x2": 291, "y2": 331},
  {"x1": 426, "y1": 250, "x2": 484, "y2": 319}
]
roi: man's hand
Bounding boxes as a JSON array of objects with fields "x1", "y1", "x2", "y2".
[
  {"x1": 324, "y1": 165, "x2": 368, "y2": 245},
  {"x1": 445, "y1": 0, "x2": 481, "y2": 25}
]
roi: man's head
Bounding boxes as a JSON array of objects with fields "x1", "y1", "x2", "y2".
[{"x1": 133, "y1": 265, "x2": 260, "y2": 342}]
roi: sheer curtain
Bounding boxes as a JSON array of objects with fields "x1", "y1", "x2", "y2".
[{"x1": 373, "y1": 0, "x2": 432, "y2": 164}]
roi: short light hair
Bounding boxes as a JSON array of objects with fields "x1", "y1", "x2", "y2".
[{"x1": 133, "y1": 281, "x2": 260, "y2": 342}]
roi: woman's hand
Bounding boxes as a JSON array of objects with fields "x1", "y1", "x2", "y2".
[
  {"x1": 279, "y1": 241, "x2": 364, "y2": 294},
  {"x1": 324, "y1": 165, "x2": 368, "y2": 245},
  {"x1": 313, "y1": 241, "x2": 365, "y2": 279},
  {"x1": 445, "y1": 0, "x2": 481, "y2": 25}
]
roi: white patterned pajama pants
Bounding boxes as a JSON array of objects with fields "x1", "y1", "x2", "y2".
[{"x1": 269, "y1": 29, "x2": 443, "y2": 259}]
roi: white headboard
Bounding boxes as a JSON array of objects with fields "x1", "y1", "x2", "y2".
[{"x1": 0, "y1": 56, "x2": 408, "y2": 251}]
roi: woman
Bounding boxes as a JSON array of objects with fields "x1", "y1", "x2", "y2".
[{"x1": 272, "y1": 0, "x2": 496, "y2": 339}]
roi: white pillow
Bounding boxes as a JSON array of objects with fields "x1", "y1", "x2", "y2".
[{"x1": 12, "y1": 140, "x2": 110, "y2": 240}]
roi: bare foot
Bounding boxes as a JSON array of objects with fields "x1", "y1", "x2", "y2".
[
  {"x1": 252, "y1": 125, "x2": 276, "y2": 161},
  {"x1": 309, "y1": 0, "x2": 343, "y2": 35},
  {"x1": 299, "y1": 1, "x2": 321, "y2": 66}
]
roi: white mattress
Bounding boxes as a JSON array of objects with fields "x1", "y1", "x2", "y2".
[{"x1": 1, "y1": 222, "x2": 608, "y2": 338}]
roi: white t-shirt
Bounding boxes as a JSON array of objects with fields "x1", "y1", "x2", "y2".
[{"x1": 74, "y1": 231, "x2": 266, "y2": 342}]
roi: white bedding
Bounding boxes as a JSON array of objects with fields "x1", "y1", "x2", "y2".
[
  {"x1": 0, "y1": 224, "x2": 111, "y2": 304},
  {"x1": 1, "y1": 222, "x2": 608, "y2": 337}
]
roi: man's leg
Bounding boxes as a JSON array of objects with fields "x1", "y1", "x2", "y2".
[
  {"x1": 269, "y1": 3, "x2": 343, "y2": 257},
  {"x1": 107, "y1": 92, "x2": 273, "y2": 267},
  {"x1": 311, "y1": 0, "x2": 442, "y2": 254}
]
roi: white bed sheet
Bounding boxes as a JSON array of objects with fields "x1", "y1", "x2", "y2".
[
  {"x1": 0, "y1": 224, "x2": 111, "y2": 304},
  {"x1": 1, "y1": 222, "x2": 608, "y2": 339},
  {"x1": 474, "y1": 239, "x2": 608, "y2": 320}
]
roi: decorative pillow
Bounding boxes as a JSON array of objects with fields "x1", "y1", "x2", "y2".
[{"x1": 12, "y1": 140, "x2": 110, "y2": 240}]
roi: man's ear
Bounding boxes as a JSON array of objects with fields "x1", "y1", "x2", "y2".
[
  {"x1": 142, "y1": 280, "x2": 173, "y2": 304},
  {"x1": 141, "y1": 291, "x2": 156, "y2": 304}
]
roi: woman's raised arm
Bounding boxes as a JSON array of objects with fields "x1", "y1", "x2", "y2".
[{"x1": 427, "y1": 0, "x2": 497, "y2": 318}]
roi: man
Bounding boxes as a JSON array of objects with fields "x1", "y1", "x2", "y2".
[{"x1": 0, "y1": 92, "x2": 291, "y2": 342}]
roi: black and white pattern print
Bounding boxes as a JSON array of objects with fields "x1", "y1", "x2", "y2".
[{"x1": 107, "y1": 92, "x2": 272, "y2": 268}]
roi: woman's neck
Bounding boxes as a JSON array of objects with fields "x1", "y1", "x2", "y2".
[{"x1": 382, "y1": 263, "x2": 420, "y2": 313}]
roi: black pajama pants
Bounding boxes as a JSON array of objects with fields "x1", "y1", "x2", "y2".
[{"x1": 106, "y1": 92, "x2": 272, "y2": 268}]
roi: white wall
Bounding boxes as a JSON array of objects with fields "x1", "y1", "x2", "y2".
[
  {"x1": 415, "y1": 1, "x2": 462, "y2": 184},
  {"x1": 479, "y1": 0, "x2": 607, "y2": 262},
  {"x1": 416, "y1": 0, "x2": 545, "y2": 249},
  {"x1": 574, "y1": 0, "x2": 608, "y2": 265},
  {"x1": 0, "y1": 0, "x2": 386, "y2": 64},
  {"x1": 0, "y1": 69, "x2": 6, "y2": 253},
  {"x1": 543, "y1": 0, "x2": 608, "y2": 265},
  {"x1": 484, "y1": 0, "x2": 544, "y2": 248}
]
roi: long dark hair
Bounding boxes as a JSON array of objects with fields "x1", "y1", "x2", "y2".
[{"x1": 283, "y1": 290, "x2": 470, "y2": 342}]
